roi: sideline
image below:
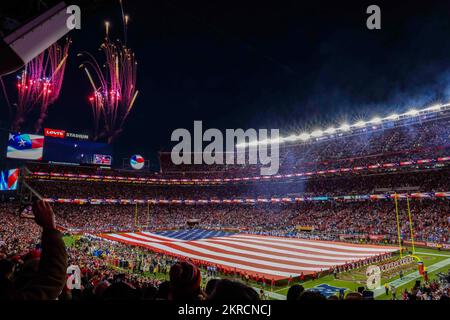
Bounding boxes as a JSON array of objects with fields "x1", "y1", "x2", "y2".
[
  {"x1": 373, "y1": 257, "x2": 450, "y2": 297},
  {"x1": 253, "y1": 287, "x2": 286, "y2": 300},
  {"x1": 415, "y1": 251, "x2": 450, "y2": 257}
]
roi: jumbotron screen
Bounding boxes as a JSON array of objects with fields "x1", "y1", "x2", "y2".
[
  {"x1": 0, "y1": 168, "x2": 19, "y2": 191},
  {"x1": 42, "y1": 137, "x2": 113, "y2": 166},
  {"x1": 6, "y1": 133, "x2": 44, "y2": 160}
]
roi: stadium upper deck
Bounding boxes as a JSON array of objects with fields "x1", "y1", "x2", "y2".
[
  {"x1": 25, "y1": 106, "x2": 450, "y2": 185},
  {"x1": 160, "y1": 107, "x2": 450, "y2": 176}
]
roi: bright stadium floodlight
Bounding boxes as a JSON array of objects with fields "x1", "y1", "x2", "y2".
[
  {"x1": 311, "y1": 129, "x2": 323, "y2": 138},
  {"x1": 324, "y1": 127, "x2": 336, "y2": 134},
  {"x1": 385, "y1": 113, "x2": 399, "y2": 121},
  {"x1": 247, "y1": 140, "x2": 260, "y2": 147},
  {"x1": 424, "y1": 104, "x2": 441, "y2": 112},
  {"x1": 299, "y1": 133, "x2": 310, "y2": 141},
  {"x1": 284, "y1": 135, "x2": 299, "y2": 142},
  {"x1": 235, "y1": 101, "x2": 449, "y2": 149},
  {"x1": 340, "y1": 123, "x2": 351, "y2": 131},
  {"x1": 354, "y1": 120, "x2": 366, "y2": 128},
  {"x1": 370, "y1": 117, "x2": 382, "y2": 124},
  {"x1": 269, "y1": 137, "x2": 280, "y2": 145},
  {"x1": 236, "y1": 140, "x2": 252, "y2": 148},
  {"x1": 406, "y1": 109, "x2": 419, "y2": 116}
]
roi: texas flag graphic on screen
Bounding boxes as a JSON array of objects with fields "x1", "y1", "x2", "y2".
[{"x1": 7, "y1": 133, "x2": 44, "y2": 160}]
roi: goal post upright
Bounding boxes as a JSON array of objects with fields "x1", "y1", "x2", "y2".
[
  {"x1": 394, "y1": 192, "x2": 403, "y2": 258},
  {"x1": 406, "y1": 194, "x2": 416, "y2": 254},
  {"x1": 147, "y1": 201, "x2": 150, "y2": 229},
  {"x1": 135, "y1": 202, "x2": 138, "y2": 229}
]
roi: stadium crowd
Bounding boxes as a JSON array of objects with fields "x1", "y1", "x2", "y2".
[
  {"x1": 27, "y1": 169, "x2": 449, "y2": 199},
  {"x1": 25, "y1": 114, "x2": 450, "y2": 180},
  {"x1": 159, "y1": 116, "x2": 450, "y2": 176},
  {"x1": 1, "y1": 115, "x2": 449, "y2": 300},
  {"x1": 1, "y1": 200, "x2": 449, "y2": 300},
  {"x1": 42, "y1": 200, "x2": 449, "y2": 244}
]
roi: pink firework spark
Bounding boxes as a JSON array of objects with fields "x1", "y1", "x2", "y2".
[
  {"x1": 80, "y1": 2, "x2": 138, "y2": 143},
  {"x1": 12, "y1": 39, "x2": 70, "y2": 133}
]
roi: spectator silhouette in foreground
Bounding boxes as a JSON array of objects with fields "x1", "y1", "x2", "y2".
[
  {"x1": 207, "y1": 279, "x2": 260, "y2": 301},
  {"x1": 0, "y1": 200, "x2": 68, "y2": 300},
  {"x1": 168, "y1": 261, "x2": 205, "y2": 300},
  {"x1": 286, "y1": 284, "x2": 305, "y2": 300}
]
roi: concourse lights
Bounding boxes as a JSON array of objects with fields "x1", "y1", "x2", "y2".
[
  {"x1": 340, "y1": 123, "x2": 351, "y2": 131},
  {"x1": 324, "y1": 127, "x2": 336, "y2": 134}
]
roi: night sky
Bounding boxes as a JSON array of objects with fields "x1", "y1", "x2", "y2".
[{"x1": 2, "y1": 0, "x2": 450, "y2": 168}]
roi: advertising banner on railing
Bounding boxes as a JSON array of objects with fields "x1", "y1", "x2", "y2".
[{"x1": 42, "y1": 191, "x2": 449, "y2": 205}]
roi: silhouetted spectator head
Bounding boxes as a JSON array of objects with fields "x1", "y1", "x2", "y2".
[
  {"x1": 286, "y1": 284, "x2": 304, "y2": 300},
  {"x1": 0, "y1": 259, "x2": 15, "y2": 279},
  {"x1": 298, "y1": 290, "x2": 327, "y2": 301},
  {"x1": 205, "y1": 278, "x2": 219, "y2": 296},
  {"x1": 142, "y1": 285, "x2": 158, "y2": 300},
  {"x1": 93, "y1": 280, "x2": 110, "y2": 297},
  {"x1": 345, "y1": 292, "x2": 363, "y2": 300},
  {"x1": 155, "y1": 281, "x2": 170, "y2": 300},
  {"x1": 207, "y1": 279, "x2": 259, "y2": 301},
  {"x1": 102, "y1": 282, "x2": 141, "y2": 300},
  {"x1": 169, "y1": 261, "x2": 202, "y2": 300}
]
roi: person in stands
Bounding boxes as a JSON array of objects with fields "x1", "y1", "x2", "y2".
[{"x1": 0, "y1": 200, "x2": 67, "y2": 300}]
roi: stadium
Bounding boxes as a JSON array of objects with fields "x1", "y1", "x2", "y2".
[{"x1": 0, "y1": 0, "x2": 449, "y2": 307}]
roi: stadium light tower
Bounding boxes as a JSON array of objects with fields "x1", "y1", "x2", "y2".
[
  {"x1": 311, "y1": 130, "x2": 323, "y2": 138},
  {"x1": 354, "y1": 120, "x2": 366, "y2": 128},
  {"x1": 299, "y1": 133, "x2": 310, "y2": 141},
  {"x1": 324, "y1": 127, "x2": 336, "y2": 134},
  {"x1": 284, "y1": 135, "x2": 299, "y2": 142},
  {"x1": 340, "y1": 123, "x2": 351, "y2": 131},
  {"x1": 385, "y1": 113, "x2": 399, "y2": 121},
  {"x1": 370, "y1": 117, "x2": 382, "y2": 124},
  {"x1": 406, "y1": 109, "x2": 419, "y2": 116}
]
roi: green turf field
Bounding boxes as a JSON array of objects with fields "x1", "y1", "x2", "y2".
[{"x1": 273, "y1": 247, "x2": 450, "y2": 300}]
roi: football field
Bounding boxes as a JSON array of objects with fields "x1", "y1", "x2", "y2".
[
  {"x1": 65, "y1": 232, "x2": 450, "y2": 300},
  {"x1": 98, "y1": 230, "x2": 397, "y2": 281}
]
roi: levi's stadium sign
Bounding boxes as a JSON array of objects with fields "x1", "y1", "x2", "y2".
[
  {"x1": 44, "y1": 128, "x2": 65, "y2": 138},
  {"x1": 44, "y1": 128, "x2": 89, "y2": 140},
  {"x1": 66, "y1": 132, "x2": 89, "y2": 140}
]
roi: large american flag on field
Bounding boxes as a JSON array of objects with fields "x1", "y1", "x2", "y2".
[{"x1": 98, "y1": 229, "x2": 397, "y2": 280}]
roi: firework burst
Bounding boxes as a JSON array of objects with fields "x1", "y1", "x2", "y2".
[
  {"x1": 12, "y1": 39, "x2": 70, "y2": 133},
  {"x1": 79, "y1": 0, "x2": 139, "y2": 143}
]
